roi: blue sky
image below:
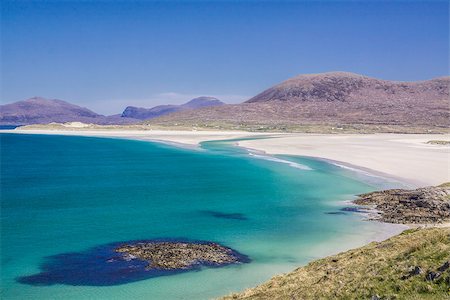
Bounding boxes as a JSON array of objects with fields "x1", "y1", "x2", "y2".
[{"x1": 1, "y1": 0, "x2": 448, "y2": 114}]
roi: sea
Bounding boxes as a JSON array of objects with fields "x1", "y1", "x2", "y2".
[{"x1": 0, "y1": 133, "x2": 406, "y2": 299}]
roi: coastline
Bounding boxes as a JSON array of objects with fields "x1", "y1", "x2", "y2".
[
  {"x1": 0, "y1": 128, "x2": 275, "y2": 148},
  {"x1": 3, "y1": 128, "x2": 447, "y2": 298},
  {"x1": 1, "y1": 129, "x2": 429, "y2": 234},
  {"x1": 2, "y1": 130, "x2": 446, "y2": 235},
  {"x1": 3, "y1": 129, "x2": 448, "y2": 187},
  {"x1": 238, "y1": 133, "x2": 450, "y2": 187}
]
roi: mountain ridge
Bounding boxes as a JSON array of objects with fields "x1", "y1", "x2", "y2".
[
  {"x1": 0, "y1": 96, "x2": 224, "y2": 125},
  {"x1": 146, "y1": 72, "x2": 450, "y2": 131},
  {"x1": 2, "y1": 72, "x2": 448, "y2": 130},
  {"x1": 121, "y1": 96, "x2": 224, "y2": 120},
  {"x1": 246, "y1": 72, "x2": 449, "y2": 103}
]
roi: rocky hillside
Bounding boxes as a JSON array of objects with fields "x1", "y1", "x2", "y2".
[
  {"x1": 246, "y1": 72, "x2": 448, "y2": 103},
  {"x1": 223, "y1": 227, "x2": 450, "y2": 300},
  {"x1": 0, "y1": 97, "x2": 138, "y2": 125},
  {"x1": 121, "y1": 96, "x2": 224, "y2": 120},
  {"x1": 147, "y1": 72, "x2": 450, "y2": 132}
]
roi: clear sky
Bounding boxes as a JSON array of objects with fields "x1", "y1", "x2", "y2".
[{"x1": 1, "y1": 0, "x2": 449, "y2": 114}]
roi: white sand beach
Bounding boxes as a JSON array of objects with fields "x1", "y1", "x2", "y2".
[
  {"x1": 4, "y1": 129, "x2": 449, "y2": 187},
  {"x1": 239, "y1": 134, "x2": 450, "y2": 187},
  {"x1": 6, "y1": 129, "x2": 271, "y2": 146}
]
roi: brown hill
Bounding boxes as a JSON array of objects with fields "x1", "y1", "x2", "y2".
[
  {"x1": 0, "y1": 97, "x2": 139, "y2": 125},
  {"x1": 146, "y1": 72, "x2": 450, "y2": 132}
]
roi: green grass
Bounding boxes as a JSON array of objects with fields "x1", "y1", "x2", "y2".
[{"x1": 223, "y1": 228, "x2": 450, "y2": 300}]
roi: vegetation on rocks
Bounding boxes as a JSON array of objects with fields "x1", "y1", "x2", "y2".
[
  {"x1": 116, "y1": 241, "x2": 247, "y2": 270},
  {"x1": 354, "y1": 184, "x2": 450, "y2": 224}
]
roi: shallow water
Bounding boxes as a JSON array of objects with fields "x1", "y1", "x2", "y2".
[{"x1": 0, "y1": 133, "x2": 405, "y2": 299}]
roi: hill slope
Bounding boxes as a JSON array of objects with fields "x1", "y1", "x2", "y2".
[
  {"x1": 0, "y1": 97, "x2": 139, "y2": 125},
  {"x1": 246, "y1": 71, "x2": 448, "y2": 103},
  {"x1": 121, "y1": 96, "x2": 224, "y2": 120},
  {"x1": 223, "y1": 227, "x2": 450, "y2": 300},
  {"x1": 146, "y1": 72, "x2": 450, "y2": 132}
]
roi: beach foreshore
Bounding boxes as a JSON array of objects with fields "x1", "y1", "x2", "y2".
[
  {"x1": 2, "y1": 129, "x2": 449, "y2": 187},
  {"x1": 3, "y1": 128, "x2": 448, "y2": 298}
]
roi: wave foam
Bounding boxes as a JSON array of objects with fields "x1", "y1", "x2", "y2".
[{"x1": 248, "y1": 153, "x2": 312, "y2": 170}]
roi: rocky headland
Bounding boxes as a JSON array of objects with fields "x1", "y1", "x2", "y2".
[
  {"x1": 353, "y1": 183, "x2": 450, "y2": 224},
  {"x1": 222, "y1": 183, "x2": 450, "y2": 299},
  {"x1": 116, "y1": 241, "x2": 248, "y2": 270}
]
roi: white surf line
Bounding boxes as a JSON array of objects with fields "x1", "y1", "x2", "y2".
[
  {"x1": 325, "y1": 159, "x2": 414, "y2": 189},
  {"x1": 330, "y1": 161, "x2": 384, "y2": 178},
  {"x1": 247, "y1": 151, "x2": 313, "y2": 170}
]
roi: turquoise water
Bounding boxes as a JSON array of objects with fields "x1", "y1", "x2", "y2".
[{"x1": 1, "y1": 133, "x2": 404, "y2": 299}]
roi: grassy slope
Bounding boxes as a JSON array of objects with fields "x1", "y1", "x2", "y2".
[
  {"x1": 19, "y1": 122, "x2": 450, "y2": 134},
  {"x1": 223, "y1": 228, "x2": 450, "y2": 300}
]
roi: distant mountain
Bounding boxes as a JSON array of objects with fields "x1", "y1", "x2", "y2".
[
  {"x1": 182, "y1": 97, "x2": 224, "y2": 109},
  {"x1": 121, "y1": 105, "x2": 181, "y2": 120},
  {"x1": 0, "y1": 96, "x2": 225, "y2": 126},
  {"x1": 146, "y1": 72, "x2": 450, "y2": 130},
  {"x1": 0, "y1": 97, "x2": 138, "y2": 125},
  {"x1": 3, "y1": 73, "x2": 449, "y2": 130},
  {"x1": 121, "y1": 96, "x2": 224, "y2": 120},
  {"x1": 246, "y1": 72, "x2": 449, "y2": 103}
]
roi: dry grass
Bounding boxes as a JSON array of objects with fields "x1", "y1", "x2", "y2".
[
  {"x1": 19, "y1": 122, "x2": 450, "y2": 134},
  {"x1": 222, "y1": 228, "x2": 450, "y2": 300}
]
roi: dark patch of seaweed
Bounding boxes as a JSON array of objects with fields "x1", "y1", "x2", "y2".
[
  {"x1": 17, "y1": 238, "x2": 250, "y2": 286},
  {"x1": 200, "y1": 210, "x2": 248, "y2": 220}
]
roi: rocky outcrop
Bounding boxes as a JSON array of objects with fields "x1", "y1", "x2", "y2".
[
  {"x1": 353, "y1": 183, "x2": 450, "y2": 224},
  {"x1": 17, "y1": 239, "x2": 249, "y2": 286},
  {"x1": 115, "y1": 241, "x2": 247, "y2": 270},
  {"x1": 426, "y1": 140, "x2": 450, "y2": 146}
]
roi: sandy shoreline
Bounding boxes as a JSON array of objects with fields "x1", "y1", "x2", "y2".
[
  {"x1": 239, "y1": 133, "x2": 450, "y2": 187},
  {"x1": 2, "y1": 128, "x2": 447, "y2": 291},
  {"x1": 1, "y1": 129, "x2": 276, "y2": 148},
  {"x1": 2, "y1": 129, "x2": 448, "y2": 187}
]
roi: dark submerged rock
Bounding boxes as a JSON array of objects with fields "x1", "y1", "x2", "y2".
[
  {"x1": 340, "y1": 207, "x2": 370, "y2": 213},
  {"x1": 201, "y1": 210, "x2": 248, "y2": 220},
  {"x1": 17, "y1": 239, "x2": 249, "y2": 286},
  {"x1": 325, "y1": 211, "x2": 347, "y2": 215}
]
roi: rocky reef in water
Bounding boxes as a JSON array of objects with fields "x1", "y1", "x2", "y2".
[
  {"x1": 116, "y1": 241, "x2": 245, "y2": 270},
  {"x1": 17, "y1": 239, "x2": 249, "y2": 286},
  {"x1": 353, "y1": 183, "x2": 450, "y2": 224}
]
